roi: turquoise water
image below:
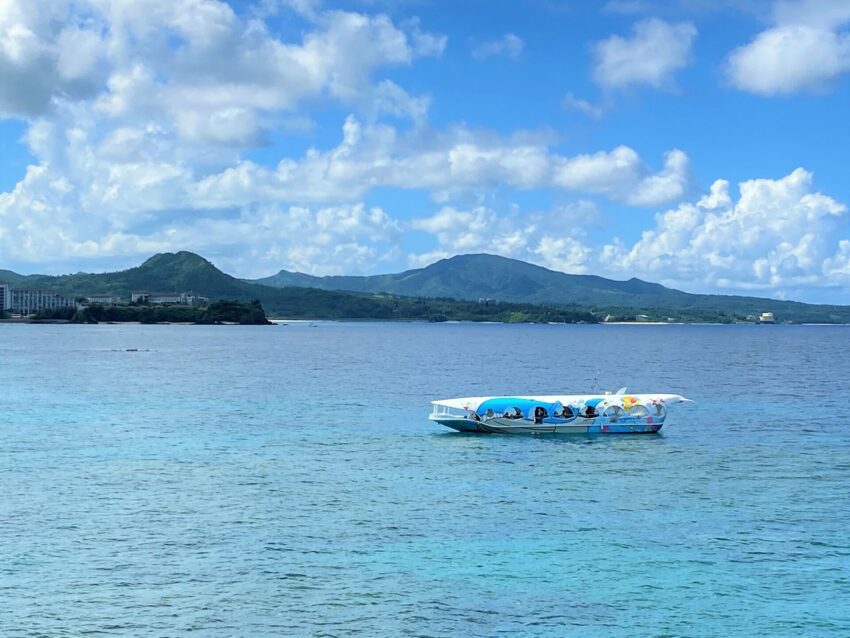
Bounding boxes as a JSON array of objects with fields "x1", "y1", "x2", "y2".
[{"x1": 1, "y1": 323, "x2": 849, "y2": 636}]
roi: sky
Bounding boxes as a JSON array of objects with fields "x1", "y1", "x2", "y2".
[{"x1": 1, "y1": 0, "x2": 850, "y2": 302}]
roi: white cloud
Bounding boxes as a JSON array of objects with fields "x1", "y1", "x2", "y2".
[
  {"x1": 471, "y1": 33, "x2": 524, "y2": 60},
  {"x1": 727, "y1": 11, "x2": 850, "y2": 95},
  {"x1": 593, "y1": 18, "x2": 697, "y2": 90},
  {"x1": 0, "y1": 164, "x2": 402, "y2": 275},
  {"x1": 562, "y1": 92, "x2": 606, "y2": 118},
  {"x1": 188, "y1": 117, "x2": 690, "y2": 207},
  {"x1": 0, "y1": 101, "x2": 692, "y2": 270},
  {"x1": 600, "y1": 168, "x2": 849, "y2": 292},
  {"x1": 552, "y1": 146, "x2": 691, "y2": 205},
  {"x1": 408, "y1": 201, "x2": 601, "y2": 274},
  {"x1": 0, "y1": 0, "x2": 445, "y2": 135}
]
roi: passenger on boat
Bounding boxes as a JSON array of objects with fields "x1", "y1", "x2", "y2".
[
  {"x1": 583, "y1": 405, "x2": 598, "y2": 418},
  {"x1": 559, "y1": 406, "x2": 575, "y2": 418},
  {"x1": 533, "y1": 406, "x2": 547, "y2": 424},
  {"x1": 469, "y1": 412, "x2": 481, "y2": 421}
]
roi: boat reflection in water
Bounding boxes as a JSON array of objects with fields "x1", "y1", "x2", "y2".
[{"x1": 429, "y1": 390, "x2": 691, "y2": 434}]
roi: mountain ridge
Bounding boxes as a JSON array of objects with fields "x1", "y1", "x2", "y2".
[
  {"x1": 3, "y1": 251, "x2": 850, "y2": 322},
  {"x1": 250, "y1": 252, "x2": 846, "y2": 320}
]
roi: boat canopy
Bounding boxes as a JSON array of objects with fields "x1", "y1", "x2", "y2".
[
  {"x1": 431, "y1": 393, "x2": 691, "y2": 412},
  {"x1": 475, "y1": 397, "x2": 563, "y2": 418}
]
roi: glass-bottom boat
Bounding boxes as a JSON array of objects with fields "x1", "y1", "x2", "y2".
[{"x1": 429, "y1": 391, "x2": 691, "y2": 434}]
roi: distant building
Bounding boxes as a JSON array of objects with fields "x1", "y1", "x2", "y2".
[
  {"x1": 0, "y1": 283, "x2": 10, "y2": 311},
  {"x1": 87, "y1": 294, "x2": 125, "y2": 305},
  {"x1": 10, "y1": 289, "x2": 76, "y2": 315},
  {"x1": 131, "y1": 292, "x2": 209, "y2": 306},
  {"x1": 758, "y1": 312, "x2": 776, "y2": 324}
]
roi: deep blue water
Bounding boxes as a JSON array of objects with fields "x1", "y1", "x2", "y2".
[{"x1": 1, "y1": 323, "x2": 849, "y2": 637}]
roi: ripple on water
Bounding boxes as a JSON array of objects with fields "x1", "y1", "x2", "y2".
[{"x1": 1, "y1": 323, "x2": 849, "y2": 636}]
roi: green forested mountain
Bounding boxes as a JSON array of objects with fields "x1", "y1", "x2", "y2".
[
  {"x1": 252, "y1": 253, "x2": 850, "y2": 323},
  {"x1": 3, "y1": 251, "x2": 850, "y2": 322},
  {"x1": 0, "y1": 252, "x2": 595, "y2": 322}
]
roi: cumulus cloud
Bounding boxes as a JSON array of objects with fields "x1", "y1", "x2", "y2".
[
  {"x1": 552, "y1": 146, "x2": 691, "y2": 205},
  {"x1": 727, "y1": 1, "x2": 850, "y2": 95},
  {"x1": 188, "y1": 117, "x2": 691, "y2": 207},
  {"x1": 600, "y1": 168, "x2": 849, "y2": 292},
  {"x1": 408, "y1": 201, "x2": 601, "y2": 273},
  {"x1": 0, "y1": 163, "x2": 402, "y2": 275},
  {"x1": 0, "y1": 83, "x2": 692, "y2": 272},
  {"x1": 0, "y1": 2, "x2": 107, "y2": 117},
  {"x1": 593, "y1": 18, "x2": 697, "y2": 89},
  {"x1": 471, "y1": 33, "x2": 524, "y2": 60},
  {"x1": 0, "y1": 0, "x2": 444, "y2": 134}
]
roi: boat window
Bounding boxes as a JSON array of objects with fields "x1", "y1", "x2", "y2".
[
  {"x1": 629, "y1": 404, "x2": 649, "y2": 417},
  {"x1": 604, "y1": 406, "x2": 624, "y2": 421}
]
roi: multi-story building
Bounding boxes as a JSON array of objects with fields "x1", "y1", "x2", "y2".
[
  {"x1": 10, "y1": 289, "x2": 76, "y2": 315},
  {"x1": 86, "y1": 294, "x2": 125, "y2": 305},
  {"x1": 131, "y1": 292, "x2": 209, "y2": 306},
  {"x1": 0, "y1": 283, "x2": 10, "y2": 311}
]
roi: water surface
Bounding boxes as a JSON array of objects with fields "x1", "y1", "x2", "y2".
[{"x1": 1, "y1": 323, "x2": 849, "y2": 636}]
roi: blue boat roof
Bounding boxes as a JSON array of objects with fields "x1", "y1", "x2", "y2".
[{"x1": 476, "y1": 397, "x2": 563, "y2": 415}]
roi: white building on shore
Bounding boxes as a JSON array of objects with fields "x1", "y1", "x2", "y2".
[
  {"x1": 131, "y1": 292, "x2": 209, "y2": 306},
  {"x1": 86, "y1": 294, "x2": 125, "y2": 305},
  {"x1": 10, "y1": 289, "x2": 77, "y2": 315},
  {"x1": 0, "y1": 284, "x2": 10, "y2": 311}
]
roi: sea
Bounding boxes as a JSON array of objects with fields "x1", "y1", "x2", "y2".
[{"x1": 1, "y1": 322, "x2": 849, "y2": 637}]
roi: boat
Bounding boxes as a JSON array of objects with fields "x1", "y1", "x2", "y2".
[{"x1": 429, "y1": 390, "x2": 691, "y2": 434}]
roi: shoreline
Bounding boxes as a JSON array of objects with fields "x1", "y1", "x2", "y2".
[{"x1": 3, "y1": 317, "x2": 849, "y2": 326}]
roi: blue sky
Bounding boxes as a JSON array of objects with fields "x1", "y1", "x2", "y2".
[{"x1": 1, "y1": 0, "x2": 850, "y2": 302}]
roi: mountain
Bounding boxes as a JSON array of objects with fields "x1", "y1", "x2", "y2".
[
  {"x1": 4, "y1": 251, "x2": 850, "y2": 322},
  {"x1": 253, "y1": 253, "x2": 689, "y2": 306},
  {"x1": 252, "y1": 253, "x2": 850, "y2": 322},
  {"x1": 0, "y1": 252, "x2": 595, "y2": 322},
  {"x1": 0, "y1": 252, "x2": 398, "y2": 318}
]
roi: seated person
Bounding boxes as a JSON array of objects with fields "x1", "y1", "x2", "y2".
[
  {"x1": 560, "y1": 406, "x2": 575, "y2": 419},
  {"x1": 583, "y1": 405, "x2": 598, "y2": 418}
]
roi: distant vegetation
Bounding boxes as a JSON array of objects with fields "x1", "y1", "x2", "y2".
[
  {"x1": 4, "y1": 250, "x2": 850, "y2": 323},
  {"x1": 252, "y1": 253, "x2": 850, "y2": 323},
  {"x1": 33, "y1": 300, "x2": 271, "y2": 325},
  {"x1": 262, "y1": 292, "x2": 599, "y2": 323}
]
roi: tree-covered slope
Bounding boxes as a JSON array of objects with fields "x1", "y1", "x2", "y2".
[
  {"x1": 0, "y1": 252, "x2": 595, "y2": 321},
  {"x1": 4, "y1": 251, "x2": 850, "y2": 322},
  {"x1": 252, "y1": 252, "x2": 850, "y2": 322}
]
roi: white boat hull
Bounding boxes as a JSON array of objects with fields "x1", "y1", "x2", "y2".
[{"x1": 429, "y1": 415, "x2": 664, "y2": 435}]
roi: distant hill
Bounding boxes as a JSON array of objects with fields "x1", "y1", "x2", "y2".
[
  {"x1": 0, "y1": 252, "x2": 387, "y2": 317},
  {"x1": 252, "y1": 253, "x2": 850, "y2": 323},
  {"x1": 0, "y1": 252, "x2": 594, "y2": 322},
  {"x1": 4, "y1": 251, "x2": 850, "y2": 322}
]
